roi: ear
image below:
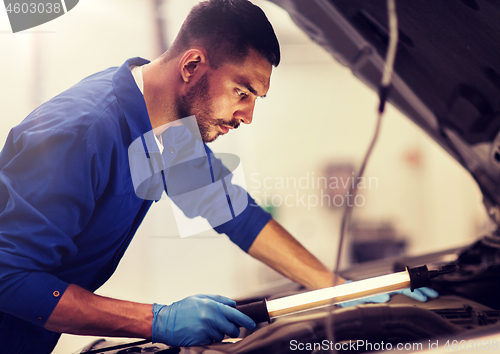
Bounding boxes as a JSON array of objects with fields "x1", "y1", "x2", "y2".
[{"x1": 178, "y1": 48, "x2": 209, "y2": 83}]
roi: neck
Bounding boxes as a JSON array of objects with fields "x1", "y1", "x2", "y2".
[{"x1": 142, "y1": 58, "x2": 180, "y2": 129}]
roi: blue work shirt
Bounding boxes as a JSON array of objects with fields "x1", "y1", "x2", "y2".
[{"x1": 0, "y1": 58, "x2": 271, "y2": 353}]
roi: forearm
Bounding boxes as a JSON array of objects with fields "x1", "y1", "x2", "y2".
[
  {"x1": 44, "y1": 284, "x2": 153, "y2": 339},
  {"x1": 248, "y1": 219, "x2": 345, "y2": 290}
]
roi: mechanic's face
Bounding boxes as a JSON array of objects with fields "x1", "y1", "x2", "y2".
[{"x1": 178, "y1": 49, "x2": 272, "y2": 143}]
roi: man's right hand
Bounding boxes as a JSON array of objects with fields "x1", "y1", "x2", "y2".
[{"x1": 152, "y1": 294, "x2": 256, "y2": 347}]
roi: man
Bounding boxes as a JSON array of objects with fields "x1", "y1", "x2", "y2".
[
  {"x1": 0, "y1": 0, "x2": 437, "y2": 351},
  {"x1": 0, "y1": 0, "x2": 340, "y2": 352}
]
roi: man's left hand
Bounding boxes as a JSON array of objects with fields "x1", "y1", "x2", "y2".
[{"x1": 337, "y1": 285, "x2": 439, "y2": 308}]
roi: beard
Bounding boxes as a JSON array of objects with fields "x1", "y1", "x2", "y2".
[{"x1": 177, "y1": 73, "x2": 240, "y2": 143}]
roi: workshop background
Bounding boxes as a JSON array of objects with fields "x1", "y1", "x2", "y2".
[{"x1": 0, "y1": 0, "x2": 490, "y2": 352}]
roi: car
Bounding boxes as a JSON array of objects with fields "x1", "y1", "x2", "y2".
[{"x1": 76, "y1": 0, "x2": 500, "y2": 352}]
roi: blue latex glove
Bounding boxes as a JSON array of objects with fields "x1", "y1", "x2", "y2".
[
  {"x1": 152, "y1": 294, "x2": 256, "y2": 347},
  {"x1": 337, "y1": 280, "x2": 439, "y2": 308},
  {"x1": 394, "y1": 287, "x2": 439, "y2": 301},
  {"x1": 337, "y1": 293, "x2": 391, "y2": 307}
]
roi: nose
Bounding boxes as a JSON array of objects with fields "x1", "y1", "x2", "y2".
[{"x1": 234, "y1": 100, "x2": 255, "y2": 125}]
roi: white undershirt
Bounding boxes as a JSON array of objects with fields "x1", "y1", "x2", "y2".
[{"x1": 131, "y1": 65, "x2": 165, "y2": 154}]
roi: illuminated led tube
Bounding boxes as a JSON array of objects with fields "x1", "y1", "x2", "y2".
[
  {"x1": 236, "y1": 265, "x2": 439, "y2": 323},
  {"x1": 266, "y1": 270, "x2": 411, "y2": 318}
]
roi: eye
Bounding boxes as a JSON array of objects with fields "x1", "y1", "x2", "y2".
[{"x1": 235, "y1": 89, "x2": 248, "y2": 99}]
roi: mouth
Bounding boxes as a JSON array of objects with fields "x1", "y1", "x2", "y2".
[{"x1": 219, "y1": 125, "x2": 231, "y2": 135}]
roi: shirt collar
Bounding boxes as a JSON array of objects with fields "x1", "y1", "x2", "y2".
[
  {"x1": 112, "y1": 57, "x2": 152, "y2": 143},
  {"x1": 130, "y1": 64, "x2": 165, "y2": 153},
  {"x1": 131, "y1": 65, "x2": 144, "y2": 94}
]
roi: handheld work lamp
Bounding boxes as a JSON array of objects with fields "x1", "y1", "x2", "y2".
[{"x1": 236, "y1": 265, "x2": 457, "y2": 323}]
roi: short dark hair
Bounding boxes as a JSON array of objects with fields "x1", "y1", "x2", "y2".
[{"x1": 164, "y1": 0, "x2": 280, "y2": 68}]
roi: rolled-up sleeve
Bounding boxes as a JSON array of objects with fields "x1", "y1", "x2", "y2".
[
  {"x1": 0, "y1": 127, "x2": 98, "y2": 326},
  {"x1": 203, "y1": 145, "x2": 272, "y2": 252},
  {"x1": 214, "y1": 194, "x2": 272, "y2": 252},
  {"x1": 158, "y1": 140, "x2": 272, "y2": 252}
]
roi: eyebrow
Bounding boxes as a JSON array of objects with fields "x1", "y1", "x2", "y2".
[{"x1": 240, "y1": 82, "x2": 267, "y2": 98}]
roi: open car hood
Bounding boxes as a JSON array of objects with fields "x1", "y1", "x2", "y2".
[{"x1": 268, "y1": 0, "x2": 500, "y2": 225}]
